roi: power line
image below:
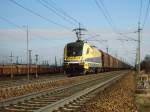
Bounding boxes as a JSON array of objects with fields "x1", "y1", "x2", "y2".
[
  {"x1": 44, "y1": 0, "x2": 79, "y2": 24},
  {"x1": 36, "y1": 0, "x2": 76, "y2": 26},
  {"x1": 41, "y1": 0, "x2": 103, "y2": 40},
  {"x1": 8, "y1": 0, "x2": 71, "y2": 30},
  {"x1": 142, "y1": 0, "x2": 150, "y2": 29},
  {"x1": 0, "y1": 16, "x2": 22, "y2": 29},
  {"x1": 0, "y1": 16, "x2": 56, "y2": 41},
  {"x1": 94, "y1": 0, "x2": 116, "y2": 32},
  {"x1": 138, "y1": 0, "x2": 143, "y2": 23},
  {"x1": 94, "y1": 0, "x2": 133, "y2": 40},
  {"x1": 98, "y1": 0, "x2": 116, "y2": 30},
  {"x1": 42, "y1": 0, "x2": 101, "y2": 40}
]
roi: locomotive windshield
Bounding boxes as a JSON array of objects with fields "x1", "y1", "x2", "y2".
[{"x1": 67, "y1": 42, "x2": 84, "y2": 56}]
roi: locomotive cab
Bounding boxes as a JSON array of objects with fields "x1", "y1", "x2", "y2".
[{"x1": 64, "y1": 40, "x2": 86, "y2": 75}]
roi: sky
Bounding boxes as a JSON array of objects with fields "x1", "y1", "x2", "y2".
[{"x1": 0, "y1": 0, "x2": 150, "y2": 65}]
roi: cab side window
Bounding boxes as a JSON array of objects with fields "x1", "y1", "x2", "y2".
[{"x1": 86, "y1": 48, "x2": 90, "y2": 54}]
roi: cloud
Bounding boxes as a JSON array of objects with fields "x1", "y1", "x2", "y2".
[
  {"x1": 0, "y1": 28, "x2": 150, "y2": 65},
  {"x1": 0, "y1": 28, "x2": 74, "y2": 40}
]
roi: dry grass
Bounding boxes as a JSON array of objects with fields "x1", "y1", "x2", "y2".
[{"x1": 79, "y1": 71, "x2": 136, "y2": 112}]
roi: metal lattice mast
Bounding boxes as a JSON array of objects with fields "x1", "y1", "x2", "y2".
[
  {"x1": 35, "y1": 54, "x2": 39, "y2": 78},
  {"x1": 9, "y1": 52, "x2": 14, "y2": 79},
  {"x1": 137, "y1": 22, "x2": 142, "y2": 74}
]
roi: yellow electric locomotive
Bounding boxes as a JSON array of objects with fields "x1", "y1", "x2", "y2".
[{"x1": 64, "y1": 40, "x2": 102, "y2": 76}]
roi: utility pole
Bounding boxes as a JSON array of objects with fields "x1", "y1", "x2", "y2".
[
  {"x1": 135, "y1": 48, "x2": 138, "y2": 70},
  {"x1": 35, "y1": 54, "x2": 38, "y2": 78},
  {"x1": 47, "y1": 60, "x2": 49, "y2": 66},
  {"x1": 28, "y1": 50, "x2": 32, "y2": 79},
  {"x1": 9, "y1": 52, "x2": 14, "y2": 79},
  {"x1": 55, "y1": 56, "x2": 57, "y2": 67},
  {"x1": 106, "y1": 46, "x2": 109, "y2": 53},
  {"x1": 26, "y1": 25, "x2": 29, "y2": 80},
  {"x1": 20, "y1": 58, "x2": 22, "y2": 64},
  {"x1": 16, "y1": 56, "x2": 19, "y2": 64},
  {"x1": 137, "y1": 22, "x2": 142, "y2": 74},
  {"x1": 29, "y1": 50, "x2": 32, "y2": 65},
  {"x1": 60, "y1": 58, "x2": 62, "y2": 66}
]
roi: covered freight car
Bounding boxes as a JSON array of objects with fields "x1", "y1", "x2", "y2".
[{"x1": 0, "y1": 65, "x2": 63, "y2": 76}]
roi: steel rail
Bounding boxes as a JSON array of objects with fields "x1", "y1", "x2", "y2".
[
  {"x1": 0, "y1": 71, "x2": 117, "y2": 107},
  {"x1": 0, "y1": 71, "x2": 128, "y2": 112},
  {"x1": 36, "y1": 72, "x2": 126, "y2": 112}
]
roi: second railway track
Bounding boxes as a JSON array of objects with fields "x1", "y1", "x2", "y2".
[{"x1": 0, "y1": 71, "x2": 128, "y2": 112}]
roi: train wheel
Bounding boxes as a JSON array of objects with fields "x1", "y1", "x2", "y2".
[
  {"x1": 95, "y1": 68, "x2": 98, "y2": 74},
  {"x1": 82, "y1": 70, "x2": 87, "y2": 75}
]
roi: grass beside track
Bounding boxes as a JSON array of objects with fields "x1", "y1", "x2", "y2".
[{"x1": 135, "y1": 95, "x2": 150, "y2": 112}]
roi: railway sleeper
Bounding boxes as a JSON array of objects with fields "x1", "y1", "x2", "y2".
[
  {"x1": 18, "y1": 102, "x2": 46, "y2": 107},
  {"x1": 31, "y1": 98, "x2": 56, "y2": 103},
  {"x1": 13, "y1": 104, "x2": 40, "y2": 110},
  {"x1": 23, "y1": 102, "x2": 47, "y2": 107},
  {"x1": 58, "y1": 107, "x2": 74, "y2": 112},
  {"x1": 38, "y1": 96, "x2": 62, "y2": 101},
  {"x1": 67, "y1": 104, "x2": 80, "y2": 109},
  {"x1": 64, "y1": 104, "x2": 80, "y2": 110},
  {"x1": 3, "y1": 107, "x2": 29, "y2": 112},
  {"x1": 25, "y1": 101, "x2": 51, "y2": 105}
]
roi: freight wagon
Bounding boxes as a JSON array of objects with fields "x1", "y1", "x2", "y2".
[{"x1": 0, "y1": 65, "x2": 63, "y2": 76}]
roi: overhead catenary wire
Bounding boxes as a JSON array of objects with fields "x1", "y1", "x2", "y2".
[
  {"x1": 8, "y1": 0, "x2": 93, "y2": 41},
  {"x1": 98, "y1": 0, "x2": 116, "y2": 30},
  {"x1": 36, "y1": 0, "x2": 76, "y2": 26},
  {"x1": 41, "y1": 0, "x2": 104, "y2": 40},
  {"x1": 43, "y1": 0, "x2": 79, "y2": 24},
  {"x1": 94, "y1": 0, "x2": 129, "y2": 37},
  {"x1": 6, "y1": 0, "x2": 98, "y2": 42},
  {"x1": 94, "y1": 0, "x2": 133, "y2": 41},
  {"x1": 94, "y1": 0, "x2": 117, "y2": 33},
  {"x1": 94, "y1": 0, "x2": 136, "y2": 64},
  {"x1": 138, "y1": 0, "x2": 143, "y2": 23},
  {"x1": 0, "y1": 15, "x2": 55, "y2": 41},
  {"x1": 8, "y1": 0, "x2": 71, "y2": 30},
  {"x1": 117, "y1": 0, "x2": 144, "y2": 43},
  {"x1": 142, "y1": 0, "x2": 150, "y2": 29},
  {"x1": 0, "y1": 16, "x2": 22, "y2": 29}
]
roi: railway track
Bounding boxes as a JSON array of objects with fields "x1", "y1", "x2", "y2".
[
  {"x1": 0, "y1": 71, "x2": 128, "y2": 112},
  {"x1": 0, "y1": 74, "x2": 65, "y2": 88}
]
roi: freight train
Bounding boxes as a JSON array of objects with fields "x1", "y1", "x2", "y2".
[
  {"x1": 0, "y1": 65, "x2": 63, "y2": 76},
  {"x1": 63, "y1": 28, "x2": 130, "y2": 76},
  {"x1": 63, "y1": 40, "x2": 130, "y2": 76}
]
